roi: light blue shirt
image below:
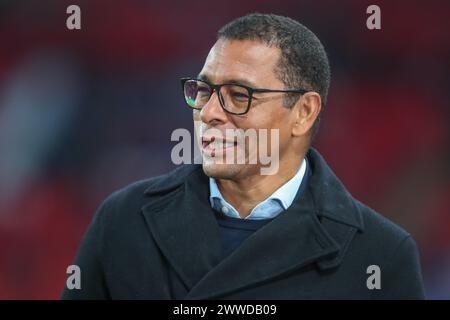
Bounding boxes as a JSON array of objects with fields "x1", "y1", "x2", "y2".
[{"x1": 209, "y1": 158, "x2": 307, "y2": 220}]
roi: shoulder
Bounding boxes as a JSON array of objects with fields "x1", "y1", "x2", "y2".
[
  {"x1": 94, "y1": 164, "x2": 201, "y2": 222},
  {"x1": 352, "y1": 200, "x2": 424, "y2": 298},
  {"x1": 349, "y1": 198, "x2": 421, "y2": 274},
  {"x1": 354, "y1": 198, "x2": 410, "y2": 245},
  {"x1": 307, "y1": 147, "x2": 411, "y2": 247}
]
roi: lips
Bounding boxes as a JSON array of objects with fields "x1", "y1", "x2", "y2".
[{"x1": 201, "y1": 136, "x2": 238, "y2": 157}]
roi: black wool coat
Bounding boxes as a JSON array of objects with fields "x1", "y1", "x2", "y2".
[{"x1": 62, "y1": 148, "x2": 425, "y2": 299}]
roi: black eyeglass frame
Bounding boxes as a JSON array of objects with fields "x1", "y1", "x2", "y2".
[{"x1": 180, "y1": 77, "x2": 310, "y2": 115}]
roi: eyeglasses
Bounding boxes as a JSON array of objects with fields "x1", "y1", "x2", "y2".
[{"x1": 180, "y1": 77, "x2": 309, "y2": 115}]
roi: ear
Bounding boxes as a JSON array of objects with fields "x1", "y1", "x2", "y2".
[{"x1": 291, "y1": 92, "x2": 321, "y2": 137}]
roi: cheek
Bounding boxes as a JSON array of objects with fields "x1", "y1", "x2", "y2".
[
  {"x1": 260, "y1": 109, "x2": 294, "y2": 151},
  {"x1": 233, "y1": 108, "x2": 272, "y2": 130},
  {"x1": 240, "y1": 105, "x2": 292, "y2": 130},
  {"x1": 233, "y1": 111, "x2": 292, "y2": 152}
]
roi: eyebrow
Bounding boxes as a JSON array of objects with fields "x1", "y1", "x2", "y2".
[{"x1": 197, "y1": 73, "x2": 257, "y2": 88}]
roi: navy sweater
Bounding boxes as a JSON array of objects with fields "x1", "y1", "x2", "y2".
[{"x1": 214, "y1": 164, "x2": 311, "y2": 259}]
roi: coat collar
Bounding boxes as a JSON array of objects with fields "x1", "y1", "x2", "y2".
[{"x1": 142, "y1": 148, "x2": 364, "y2": 299}]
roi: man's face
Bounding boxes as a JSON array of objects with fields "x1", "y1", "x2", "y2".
[{"x1": 193, "y1": 39, "x2": 298, "y2": 181}]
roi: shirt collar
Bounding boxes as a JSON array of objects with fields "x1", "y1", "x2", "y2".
[{"x1": 209, "y1": 158, "x2": 307, "y2": 220}]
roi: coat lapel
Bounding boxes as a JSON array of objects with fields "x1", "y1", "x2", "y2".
[{"x1": 141, "y1": 167, "x2": 224, "y2": 291}]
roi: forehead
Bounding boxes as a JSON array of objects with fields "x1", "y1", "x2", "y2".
[{"x1": 199, "y1": 39, "x2": 281, "y2": 86}]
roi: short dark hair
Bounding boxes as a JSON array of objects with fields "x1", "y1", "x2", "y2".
[{"x1": 217, "y1": 13, "x2": 331, "y2": 139}]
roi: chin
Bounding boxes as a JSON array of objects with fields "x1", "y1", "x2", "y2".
[{"x1": 202, "y1": 161, "x2": 243, "y2": 180}]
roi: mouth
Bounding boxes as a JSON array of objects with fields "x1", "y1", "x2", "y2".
[{"x1": 201, "y1": 136, "x2": 238, "y2": 157}]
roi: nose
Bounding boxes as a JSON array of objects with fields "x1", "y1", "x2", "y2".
[{"x1": 200, "y1": 90, "x2": 228, "y2": 125}]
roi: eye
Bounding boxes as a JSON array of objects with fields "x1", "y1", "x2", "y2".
[
  {"x1": 197, "y1": 85, "x2": 211, "y2": 98},
  {"x1": 198, "y1": 86, "x2": 209, "y2": 93},
  {"x1": 231, "y1": 91, "x2": 249, "y2": 101}
]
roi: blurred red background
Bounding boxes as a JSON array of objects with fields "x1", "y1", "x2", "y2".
[{"x1": 0, "y1": 0, "x2": 449, "y2": 299}]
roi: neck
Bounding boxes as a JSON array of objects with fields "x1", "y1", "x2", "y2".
[{"x1": 216, "y1": 157, "x2": 303, "y2": 218}]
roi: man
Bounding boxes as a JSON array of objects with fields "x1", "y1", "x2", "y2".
[{"x1": 62, "y1": 13, "x2": 425, "y2": 299}]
